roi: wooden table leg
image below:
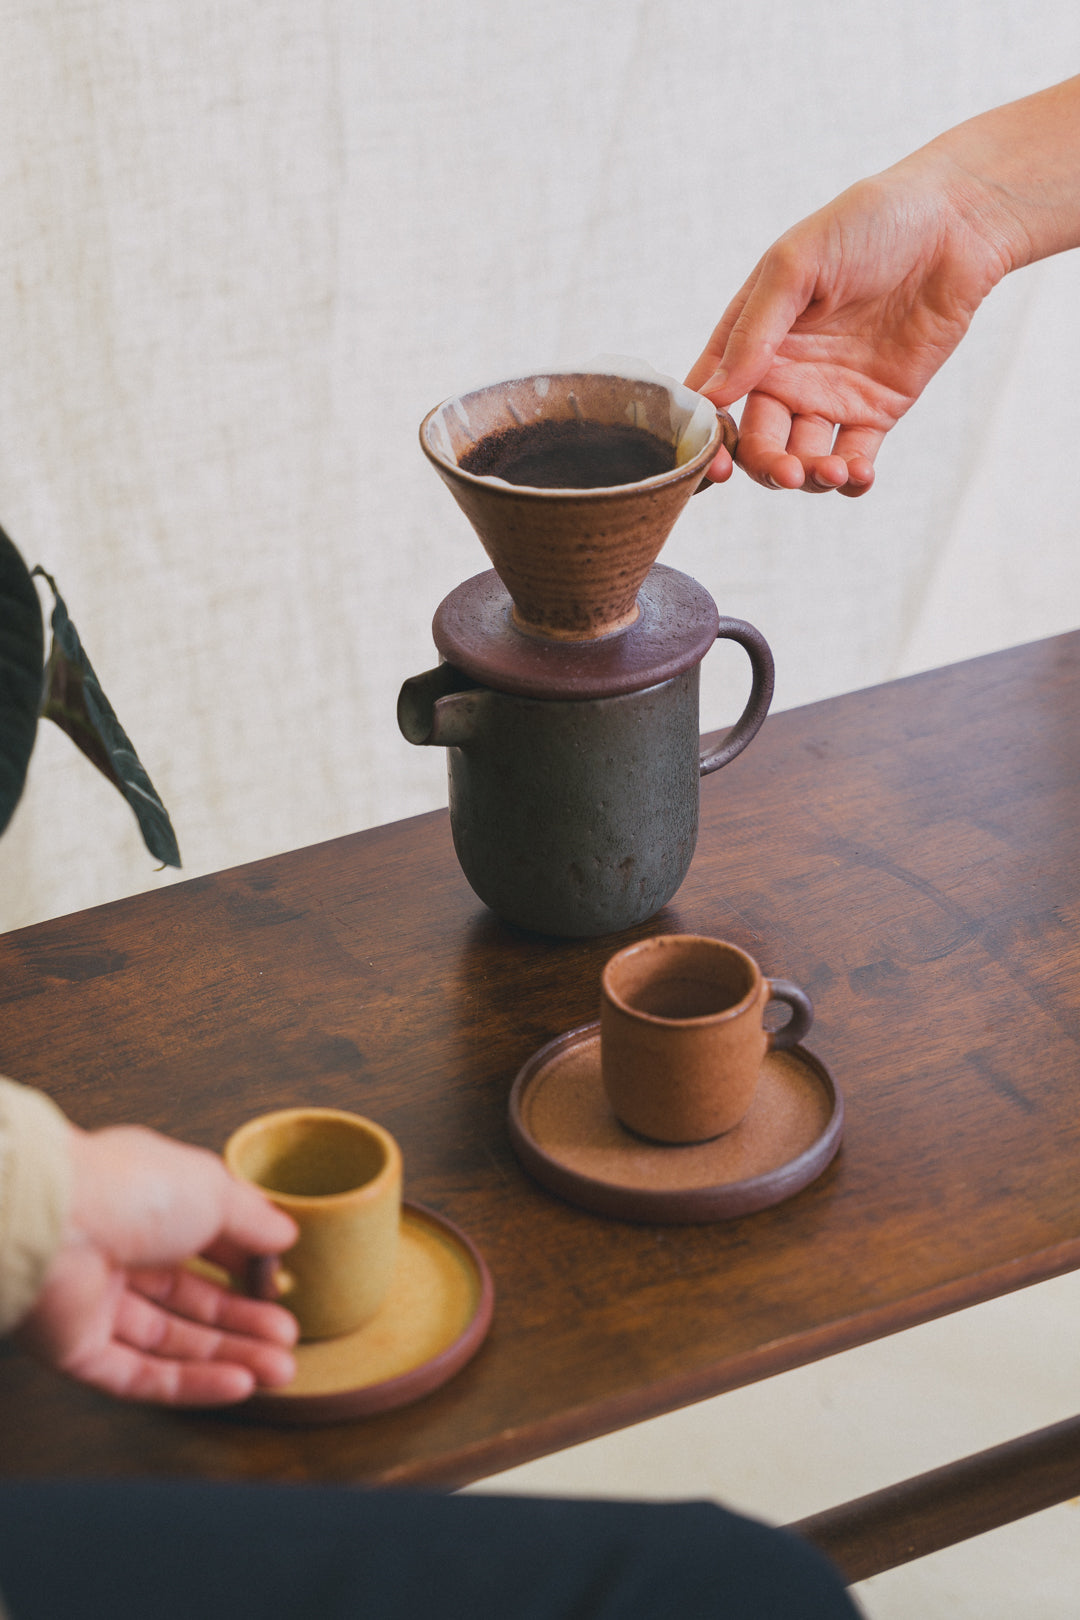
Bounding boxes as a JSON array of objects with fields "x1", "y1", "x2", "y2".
[{"x1": 788, "y1": 1414, "x2": 1080, "y2": 1584}]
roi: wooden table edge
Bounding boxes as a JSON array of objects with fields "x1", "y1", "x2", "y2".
[{"x1": 382, "y1": 1238, "x2": 1080, "y2": 1491}]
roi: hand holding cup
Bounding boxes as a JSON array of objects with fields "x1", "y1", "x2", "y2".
[{"x1": 225, "y1": 1108, "x2": 402, "y2": 1341}]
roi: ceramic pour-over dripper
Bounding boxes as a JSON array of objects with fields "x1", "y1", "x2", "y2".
[
  {"x1": 419, "y1": 360, "x2": 736, "y2": 641},
  {"x1": 401, "y1": 358, "x2": 770, "y2": 938}
]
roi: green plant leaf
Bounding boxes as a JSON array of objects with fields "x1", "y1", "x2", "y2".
[
  {"x1": 33, "y1": 569, "x2": 181, "y2": 869},
  {"x1": 0, "y1": 525, "x2": 45, "y2": 837}
]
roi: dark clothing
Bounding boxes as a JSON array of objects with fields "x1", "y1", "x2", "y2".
[{"x1": 0, "y1": 1479, "x2": 858, "y2": 1619}]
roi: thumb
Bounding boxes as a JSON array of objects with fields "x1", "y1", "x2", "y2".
[{"x1": 692, "y1": 248, "x2": 813, "y2": 406}]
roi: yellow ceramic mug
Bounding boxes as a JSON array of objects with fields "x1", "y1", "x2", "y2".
[{"x1": 224, "y1": 1107, "x2": 402, "y2": 1341}]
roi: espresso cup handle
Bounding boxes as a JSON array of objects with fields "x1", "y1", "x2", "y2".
[
  {"x1": 245, "y1": 1254, "x2": 279, "y2": 1301},
  {"x1": 244, "y1": 1254, "x2": 296, "y2": 1303},
  {"x1": 698, "y1": 617, "x2": 775, "y2": 776},
  {"x1": 764, "y1": 979, "x2": 814, "y2": 1051}
]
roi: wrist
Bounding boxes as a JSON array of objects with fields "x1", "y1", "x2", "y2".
[
  {"x1": 921, "y1": 76, "x2": 1080, "y2": 272},
  {"x1": 0, "y1": 1081, "x2": 74, "y2": 1333}
]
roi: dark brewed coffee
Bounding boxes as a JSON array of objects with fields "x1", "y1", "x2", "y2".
[{"x1": 459, "y1": 419, "x2": 677, "y2": 489}]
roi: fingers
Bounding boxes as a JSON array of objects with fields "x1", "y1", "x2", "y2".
[
  {"x1": 24, "y1": 1253, "x2": 298, "y2": 1407},
  {"x1": 689, "y1": 262, "x2": 764, "y2": 398},
  {"x1": 785, "y1": 415, "x2": 849, "y2": 492},
  {"x1": 699, "y1": 444, "x2": 734, "y2": 486},
  {"x1": 736, "y1": 394, "x2": 809, "y2": 489},
  {"x1": 133, "y1": 1265, "x2": 299, "y2": 1348},
  {"x1": 68, "y1": 1126, "x2": 298, "y2": 1270},
  {"x1": 693, "y1": 395, "x2": 875, "y2": 494},
  {"x1": 734, "y1": 395, "x2": 880, "y2": 495},
  {"x1": 216, "y1": 1166, "x2": 299, "y2": 1257},
  {"x1": 119, "y1": 1272, "x2": 297, "y2": 1381},
  {"x1": 837, "y1": 470, "x2": 874, "y2": 497},
  {"x1": 692, "y1": 246, "x2": 815, "y2": 410},
  {"x1": 61, "y1": 1337, "x2": 268, "y2": 1407},
  {"x1": 685, "y1": 273, "x2": 759, "y2": 395},
  {"x1": 685, "y1": 339, "x2": 726, "y2": 396},
  {"x1": 831, "y1": 424, "x2": 881, "y2": 496},
  {"x1": 71, "y1": 1268, "x2": 301, "y2": 1406}
]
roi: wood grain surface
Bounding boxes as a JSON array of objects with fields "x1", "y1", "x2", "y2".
[{"x1": 1, "y1": 632, "x2": 1078, "y2": 1489}]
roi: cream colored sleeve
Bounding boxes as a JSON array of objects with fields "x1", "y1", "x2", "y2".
[{"x1": 0, "y1": 1077, "x2": 72, "y2": 1335}]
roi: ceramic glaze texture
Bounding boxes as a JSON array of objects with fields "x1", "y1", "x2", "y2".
[
  {"x1": 405, "y1": 666, "x2": 702, "y2": 937},
  {"x1": 398, "y1": 570, "x2": 774, "y2": 937},
  {"x1": 420, "y1": 366, "x2": 727, "y2": 640},
  {"x1": 246, "y1": 1204, "x2": 495, "y2": 1423},
  {"x1": 509, "y1": 1027, "x2": 843, "y2": 1223},
  {"x1": 225, "y1": 1108, "x2": 402, "y2": 1341},
  {"x1": 600, "y1": 937, "x2": 814, "y2": 1144},
  {"x1": 404, "y1": 365, "x2": 766, "y2": 938}
]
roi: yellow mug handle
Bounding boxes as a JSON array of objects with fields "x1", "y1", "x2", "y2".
[{"x1": 245, "y1": 1254, "x2": 297, "y2": 1302}]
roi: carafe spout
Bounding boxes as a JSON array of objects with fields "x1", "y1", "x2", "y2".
[{"x1": 397, "y1": 665, "x2": 487, "y2": 749}]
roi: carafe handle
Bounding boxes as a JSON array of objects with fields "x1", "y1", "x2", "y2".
[{"x1": 698, "y1": 618, "x2": 774, "y2": 777}]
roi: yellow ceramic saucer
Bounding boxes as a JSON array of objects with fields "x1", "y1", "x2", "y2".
[{"x1": 244, "y1": 1202, "x2": 493, "y2": 1425}]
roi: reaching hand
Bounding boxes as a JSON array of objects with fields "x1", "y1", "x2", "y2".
[
  {"x1": 688, "y1": 77, "x2": 1080, "y2": 495},
  {"x1": 16, "y1": 1123, "x2": 299, "y2": 1406},
  {"x1": 686, "y1": 154, "x2": 1013, "y2": 496}
]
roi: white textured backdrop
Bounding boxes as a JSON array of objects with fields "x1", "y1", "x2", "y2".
[{"x1": 2, "y1": 1, "x2": 1078, "y2": 930}]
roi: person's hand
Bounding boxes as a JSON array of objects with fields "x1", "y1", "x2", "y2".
[
  {"x1": 16, "y1": 1123, "x2": 299, "y2": 1406},
  {"x1": 686, "y1": 153, "x2": 1013, "y2": 496}
]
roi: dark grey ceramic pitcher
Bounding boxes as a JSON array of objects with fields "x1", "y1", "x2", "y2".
[{"x1": 398, "y1": 570, "x2": 773, "y2": 937}]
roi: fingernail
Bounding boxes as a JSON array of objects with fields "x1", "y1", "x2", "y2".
[{"x1": 704, "y1": 368, "x2": 727, "y2": 393}]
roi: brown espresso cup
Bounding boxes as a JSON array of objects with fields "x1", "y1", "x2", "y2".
[
  {"x1": 600, "y1": 936, "x2": 814, "y2": 1144},
  {"x1": 224, "y1": 1107, "x2": 402, "y2": 1341}
]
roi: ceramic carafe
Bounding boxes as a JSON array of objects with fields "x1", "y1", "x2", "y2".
[{"x1": 397, "y1": 361, "x2": 775, "y2": 937}]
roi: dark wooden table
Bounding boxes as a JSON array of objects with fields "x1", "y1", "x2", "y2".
[{"x1": 2, "y1": 633, "x2": 1079, "y2": 1552}]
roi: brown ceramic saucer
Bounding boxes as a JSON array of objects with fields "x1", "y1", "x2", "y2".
[
  {"x1": 508, "y1": 1025, "x2": 843, "y2": 1224},
  {"x1": 244, "y1": 1203, "x2": 494, "y2": 1425},
  {"x1": 432, "y1": 564, "x2": 720, "y2": 700}
]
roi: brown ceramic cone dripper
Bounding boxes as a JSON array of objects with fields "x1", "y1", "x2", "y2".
[{"x1": 419, "y1": 360, "x2": 735, "y2": 641}]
